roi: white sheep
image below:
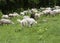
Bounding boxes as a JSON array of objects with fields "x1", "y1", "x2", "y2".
[
  {"x1": 34, "y1": 13, "x2": 41, "y2": 20},
  {"x1": 45, "y1": 7, "x2": 52, "y2": 10},
  {"x1": 54, "y1": 6, "x2": 60, "y2": 9},
  {"x1": 49, "y1": 10, "x2": 56, "y2": 16},
  {"x1": 40, "y1": 7, "x2": 46, "y2": 11},
  {"x1": 9, "y1": 12, "x2": 19, "y2": 17},
  {"x1": 26, "y1": 18, "x2": 37, "y2": 27},
  {"x1": 17, "y1": 19, "x2": 28, "y2": 27},
  {"x1": 31, "y1": 8, "x2": 38, "y2": 13},
  {"x1": 42, "y1": 9, "x2": 51, "y2": 15},
  {"x1": 17, "y1": 18, "x2": 37, "y2": 27},
  {"x1": 53, "y1": 9, "x2": 60, "y2": 14},
  {"x1": 13, "y1": 12, "x2": 20, "y2": 17},
  {"x1": 2, "y1": 15, "x2": 9, "y2": 19},
  {"x1": 0, "y1": 19, "x2": 14, "y2": 25}
]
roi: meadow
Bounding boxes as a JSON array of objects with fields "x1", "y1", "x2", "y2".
[{"x1": 0, "y1": 14, "x2": 60, "y2": 43}]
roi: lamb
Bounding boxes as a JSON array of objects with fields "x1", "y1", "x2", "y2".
[
  {"x1": 0, "y1": 19, "x2": 14, "y2": 25},
  {"x1": 2, "y1": 15, "x2": 9, "y2": 19}
]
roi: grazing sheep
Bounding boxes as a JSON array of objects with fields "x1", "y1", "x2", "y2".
[
  {"x1": 34, "y1": 13, "x2": 41, "y2": 20},
  {"x1": 0, "y1": 19, "x2": 14, "y2": 25},
  {"x1": 9, "y1": 12, "x2": 19, "y2": 17},
  {"x1": 2, "y1": 15, "x2": 9, "y2": 19},
  {"x1": 20, "y1": 10, "x2": 29, "y2": 16},
  {"x1": 17, "y1": 18, "x2": 37, "y2": 27},
  {"x1": 54, "y1": 6, "x2": 60, "y2": 9},
  {"x1": 26, "y1": 18, "x2": 37, "y2": 27},
  {"x1": 40, "y1": 7, "x2": 46, "y2": 11},
  {"x1": 42, "y1": 9, "x2": 51, "y2": 15},
  {"x1": 45, "y1": 7, "x2": 52, "y2": 10},
  {"x1": 9, "y1": 13, "x2": 13, "y2": 17},
  {"x1": 17, "y1": 19, "x2": 28, "y2": 27},
  {"x1": 53, "y1": 9, "x2": 60, "y2": 14},
  {"x1": 49, "y1": 11, "x2": 56, "y2": 16},
  {"x1": 31, "y1": 8, "x2": 38, "y2": 13},
  {"x1": 13, "y1": 12, "x2": 20, "y2": 17}
]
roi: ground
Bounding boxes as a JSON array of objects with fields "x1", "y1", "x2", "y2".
[{"x1": 0, "y1": 14, "x2": 60, "y2": 43}]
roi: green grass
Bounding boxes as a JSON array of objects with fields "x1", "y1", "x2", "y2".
[{"x1": 0, "y1": 15, "x2": 60, "y2": 43}]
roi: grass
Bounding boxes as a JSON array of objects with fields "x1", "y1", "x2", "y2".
[{"x1": 0, "y1": 14, "x2": 60, "y2": 43}]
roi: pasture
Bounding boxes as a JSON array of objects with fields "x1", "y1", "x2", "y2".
[{"x1": 0, "y1": 14, "x2": 60, "y2": 43}]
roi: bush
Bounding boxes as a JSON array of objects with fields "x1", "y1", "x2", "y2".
[{"x1": 0, "y1": 11, "x2": 3, "y2": 19}]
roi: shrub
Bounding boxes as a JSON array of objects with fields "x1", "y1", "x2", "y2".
[{"x1": 0, "y1": 11, "x2": 3, "y2": 19}]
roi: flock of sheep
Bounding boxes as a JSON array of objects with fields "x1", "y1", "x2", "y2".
[{"x1": 0, "y1": 6, "x2": 60, "y2": 27}]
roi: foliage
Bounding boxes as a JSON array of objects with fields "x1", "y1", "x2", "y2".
[
  {"x1": 0, "y1": 11, "x2": 3, "y2": 19},
  {"x1": 0, "y1": 0, "x2": 60, "y2": 14}
]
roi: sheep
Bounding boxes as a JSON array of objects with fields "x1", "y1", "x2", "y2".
[
  {"x1": 49, "y1": 10, "x2": 56, "y2": 16},
  {"x1": 9, "y1": 12, "x2": 19, "y2": 17},
  {"x1": 17, "y1": 18, "x2": 37, "y2": 27},
  {"x1": 17, "y1": 19, "x2": 28, "y2": 27},
  {"x1": 31, "y1": 8, "x2": 38, "y2": 13},
  {"x1": 0, "y1": 19, "x2": 14, "y2": 25},
  {"x1": 20, "y1": 10, "x2": 29, "y2": 16},
  {"x1": 42, "y1": 9, "x2": 51, "y2": 16},
  {"x1": 13, "y1": 12, "x2": 20, "y2": 17},
  {"x1": 26, "y1": 18, "x2": 37, "y2": 27},
  {"x1": 45, "y1": 7, "x2": 52, "y2": 10},
  {"x1": 34, "y1": 12, "x2": 41, "y2": 20},
  {"x1": 53, "y1": 9, "x2": 60, "y2": 14},
  {"x1": 54, "y1": 6, "x2": 60, "y2": 9},
  {"x1": 40, "y1": 7, "x2": 46, "y2": 11},
  {"x1": 2, "y1": 15, "x2": 9, "y2": 19},
  {"x1": 9, "y1": 13, "x2": 13, "y2": 17}
]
